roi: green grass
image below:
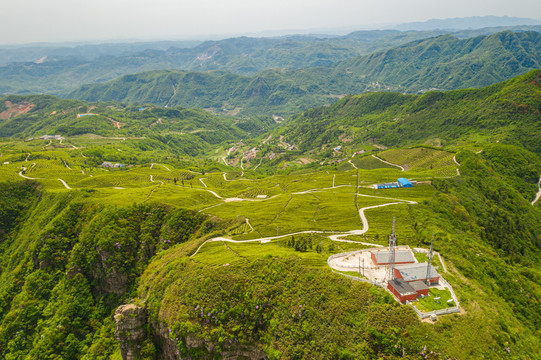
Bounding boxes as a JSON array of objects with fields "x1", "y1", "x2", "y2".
[
  {"x1": 379, "y1": 147, "x2": 458, "y2": 177},
  {"x1": 192, "y1": 237, "x2": 342, "y2": 269},
  {"x1": 352, "y1": 155, "x2": 397, "y2": 170},
  {"x1": 415, "y1": 288, "x2": 455, "y2": 312}
]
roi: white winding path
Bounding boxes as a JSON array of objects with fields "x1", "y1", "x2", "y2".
[
  {"x1": 150, "y1": 175, "x2": 164, "y2": 185},
  {"x1": 253, "y1": 159, "x2": 262, "y2": 170},
  {"x1": 532, "y1": 175, "x2": 541, "y2": 205},
  {"x1": 191, "y1": 190, "x2": 417, "y2": 257},
  {"x1": 152, "y1": 163, "x2": 171, "y2": 171},
  {"x1": 58, "y1": 178, "x2": 71, "y2": 189},
  {"x1": 240, "y1": 157, "x2": 245, "y2": 176},
  {"x1": 348, "y1": 159, "x2": 358, "y2": 170},
  {"x1": 453, "y1": 155, "x2": 460, "y2": 176},
  {"x1": 371, "y1": 154, "x2": 405, "y2": 171},
  {"x1": 18, "y1": 165, "x2": 41, "y2": 180},
  {"x1": 245, "y1": 218, "x2": 254, "y2": 232}
]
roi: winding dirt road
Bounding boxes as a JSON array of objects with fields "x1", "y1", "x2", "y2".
[
  {"x1": 532, "y1": 175, "x2": 541, "y2": 205},
  {"x1": 371, "y1": 154, "x2": 405, "y2": 171},
  {"x1": 58, "y1": 178, "x2": 71, "y2": 189},
  {"x1": 191, "y1": 188, "x2": 417, "y2": 256}
]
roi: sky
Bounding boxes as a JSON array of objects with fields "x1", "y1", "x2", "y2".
[{"x1": 1, "y1": 0, "x2": 541, "y2": 45}]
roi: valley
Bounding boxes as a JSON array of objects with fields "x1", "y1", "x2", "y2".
[{"x1": 0, "y1": 23, "x2": 540, "y2": 359}]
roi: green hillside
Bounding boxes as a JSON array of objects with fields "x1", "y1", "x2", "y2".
[
  {"x1": 0, "y1": 71, "x2": 540, "y2": 359},
  {"x1": 68, "y1": 31, "x2": 541, "y2": 116},
  {"x1": 0, "y1": 95, "x2": 276, "y2": 157},
  {"x1": 336, "y1": 31, "x2": 541, "y2": 92},
  {"x1": 3, "y1": 26, "x2": 539, "y2": 96},
  {"x1": 282, "y1": 69, "x2": 541, "y2": 156}
]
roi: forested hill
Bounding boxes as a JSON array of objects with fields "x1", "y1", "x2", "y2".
[
  {"x1": 2, "y1": 26, "x2": 540, "y2": 97},
  {"x1": 335, "y1": 30, "x2": 541, "y2": 92},
  {"x1": 68, "y1": 31, "x2": 541, "y2": 116},
  {"x1": 281, "y1": 69, "x2": 541, "y2": 155}
]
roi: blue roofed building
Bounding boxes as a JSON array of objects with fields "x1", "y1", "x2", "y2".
[{"x1": 397, "y1": 178, "x2": 413, "y2": 188}]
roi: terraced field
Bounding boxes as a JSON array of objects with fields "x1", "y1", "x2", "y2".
[
  {"x1": 1, "y1": 142, "x2": 458, "y2": 249},
  {"x1": 378, "y1": 147, "x2": 458, "y2": 177}
]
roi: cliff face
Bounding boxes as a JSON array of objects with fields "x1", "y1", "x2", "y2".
[
  {"x1": 114, "y1": 303, "x2": 267, "y2": 360},
  {"x1": 114, "y1": 304, "x2": 147, "y2": 360}
]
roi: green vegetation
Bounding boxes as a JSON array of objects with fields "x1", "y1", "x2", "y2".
[
  {"x1": 415, "y1": 288, "x2": 454, "y2": 312},
  {"x1": 68, "y1": 32, "x2": 541, "y2": 117},
  {"x1": 0, "y1": 70, "x2": 540, "y2": 359},
  {"x1": 284, "y1": 69, "x2": 541, "y2": 156},
  {"x1": 0, "y1": 187, "x2": 219, "y2": 359},
  {"x1": 3, "y1": 27, "x2": 540, "y2": 98}
]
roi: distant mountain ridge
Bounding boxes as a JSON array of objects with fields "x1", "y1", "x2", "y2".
[
  {"x1": 396, "y1": 16, "x2": 541, "y2": 31},
  {"x1": 68, "y1": 31, "x2": 541, "y2": 117}
]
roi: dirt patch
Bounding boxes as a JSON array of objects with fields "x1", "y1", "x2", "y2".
[
  {"x1": 298, "y1": 157, "x2": 313, "y2": 165},
  {"x1": 110, "y1": 119, "x2": 125, "y2": 129},
  {"x1": 0, "y1": 101, "x2": 35, "y2": 120},
  {"x1": 372, "y1": 144, "x2": 387, "y2": 150},
  {"x1": 327, "y1": 94, "x2": 348, "y2": 99},
  {"x1": 150, "y1": 118, "x2": 163, "y2": 126},
  {"x1": 339, "y1": 134, "x2": 353, "y2": 143}
]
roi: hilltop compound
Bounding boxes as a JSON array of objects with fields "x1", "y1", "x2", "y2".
[{"x1": 327, "y1": 226, "x2": 459, "y2": 320}]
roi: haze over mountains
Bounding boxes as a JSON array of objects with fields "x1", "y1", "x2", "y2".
[{"x1": 1, "y1": 17, "x2": 540, "y2": 100}]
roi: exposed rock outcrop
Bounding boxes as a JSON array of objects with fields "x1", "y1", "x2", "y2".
[
  {"x1": 116, "y1": 303, "x2": 267, "y2": 360},
  {"x1": 114, "y1": 304, "x2": 147, "y2": 360}
]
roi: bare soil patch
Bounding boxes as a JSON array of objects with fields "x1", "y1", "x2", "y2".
[{"x1": 0, "y1": 101, "x2": 35, "y2": 120}]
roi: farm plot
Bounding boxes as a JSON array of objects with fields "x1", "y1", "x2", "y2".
[
  {"x1": 351, "y1": 155, "x2": 398, "y2": 170},
  {"x1": 378, "y1": 147, "x2": 457, "y2": 177},
  {"x1": 359, "y1": 203, "x2": 417, "y2": 245},
  {"x1": 75, "y1": 170, "x2": 150, "y2": 188},
  {"x1": 205, "y1": 186, "x2": 395, "y2": 239}
]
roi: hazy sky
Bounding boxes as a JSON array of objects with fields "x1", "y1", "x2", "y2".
[{"x1": 1, "y1": 0, "x2": 541, "y2": 45}]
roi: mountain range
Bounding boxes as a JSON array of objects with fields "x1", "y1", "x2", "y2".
[
  {"x1": 67, "y1": 31, "x2": 541, "y2": 117},
  {"x1": 0, "y1": 25, "x2": 540, "y2": 98}
]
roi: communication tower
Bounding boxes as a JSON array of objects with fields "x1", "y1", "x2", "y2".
[
  {"x1": 426, "y1": 232, "x2": 434, "y2": 285},
  {"x1": 386, "y1": 217, "x2": 397, "y2": 281}
]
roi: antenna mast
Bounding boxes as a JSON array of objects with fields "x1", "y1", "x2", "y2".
[
  {"x1": 386, "y1": 217, "x2": 396, "y2": 281},
  {"x1": 426, "y1": 232, "x2": 434, "y2": 285}
]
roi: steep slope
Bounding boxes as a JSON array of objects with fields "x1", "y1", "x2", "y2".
[
  {"x1": 336, "y1": 31, "x2": 541, "y2": 92},
  {"x1": 282, "y1": 69, "x2": 541, "y2": 155},
  {"x1": 68, "y1": 31, "x2": 541, "y2": 116},
  {"x1": 0, "y1": 186, "x2": 222, "y2": 359}
]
